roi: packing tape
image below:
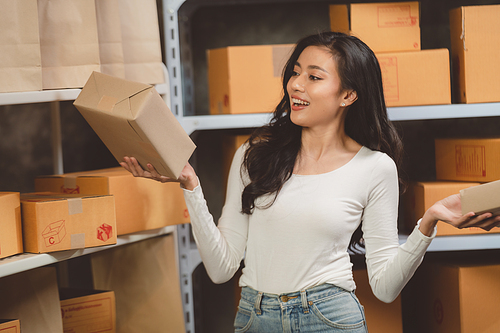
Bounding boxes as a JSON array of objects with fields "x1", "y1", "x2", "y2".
[
  {"x1": 71, "y1": 233, "x2": 85, "y2": 249},
  {"x1": 97, "y1": 95, "x2": 118, "y2": 112},
  {"x1": 67, "y1": 198, "x2": 83, "y2": 215},
  {"x1": 63, "y1": 176, "x2": 78, "y2": 189}
]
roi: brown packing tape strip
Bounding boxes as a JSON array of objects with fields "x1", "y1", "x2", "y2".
[
  {"x1": 97, "y1": 95, "x2": 118, "y2": 112},
  {"x1": 67, "y1": 198, "x2": 83, "y2": 215},
  {"x1": 71, "y1": 233, "x2": 85, "y2": 249}
]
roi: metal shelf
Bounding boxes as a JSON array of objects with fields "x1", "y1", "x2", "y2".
[
  {"x1": 0, "y1": 225, "x2": 176, "y2": 279},
  {"x1": 177, "y1": 102, "x2": 500, "y2": 135}
]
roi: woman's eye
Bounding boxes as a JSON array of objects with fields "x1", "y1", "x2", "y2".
[
  {"x1": 292, "y1": 71, "x2": 300, "y2": 76},
  {"x1": 309, "y1": 75, "x2": 321, "y2": 81}
]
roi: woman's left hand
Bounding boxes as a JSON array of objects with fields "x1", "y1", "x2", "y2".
[{"x1": 419, "y1": 193, "x2": 500, "y2": 236}]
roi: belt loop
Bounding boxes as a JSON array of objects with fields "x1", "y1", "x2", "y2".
[
  {"x1": 300, "y1": 290, "x2": 309, "y2": 314},
  {"x1": 254, "y1": 292, "x2": 263, "y2": 315}
]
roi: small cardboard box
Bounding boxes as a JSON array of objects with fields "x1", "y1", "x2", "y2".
[
  {"x1": 353, "y1": 269, "x2": 403, "y2": 333},
  {"x1": 20, "y1": 193, "x2": 116, "y2": 253},
  {"x1": 0, "y1": 319, "x2": 20, "y2": 333},
  {"x1": 35, "y1": 167, "x2": 190, "y2": 236},
  {"x1": 461, "y1": 180, "x2": 500, "y2": 216},
  {"x1": 73, "y1": 71, "x2": 196, "y2": 179},
  {"x1": 208, "y1": 44, "x2": 293, "y2": 114},
  {"x1": 376, "y1": 49, "x2": 451, "y2": 107},
  {"x1": 401, "y1": 181, "x2": 500, "y2": 236},
  {"x1": 60, "y1": 289, "x2": 116, "y2": 333},
  {"x1": 0, "y1": 193, "x2": 23, "y2": 259},
  {"x1": 408, "y1": 261, "x2": 500, "y2": 332},
  {"x1": 450, "y1": 5, "x2": 500, "y2": 104},
  {"x1": 435, "y1": 138, "x2": 500, "y2": 182},
  {"x1": 330, "y1": 2, "x2": 420, "y2": 53}
]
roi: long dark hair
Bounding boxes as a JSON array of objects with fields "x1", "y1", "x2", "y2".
[{"x1": 241, "y1": 31, "x2": 403, "y2": 252}]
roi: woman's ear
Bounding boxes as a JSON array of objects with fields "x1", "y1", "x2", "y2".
[{"x1": 342, "y1": 90, "x2": 358, "y2": 107}]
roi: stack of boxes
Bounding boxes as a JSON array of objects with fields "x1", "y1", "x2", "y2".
[{"x1": 329, "y1": 2, "x2": 450, "y2": 107}]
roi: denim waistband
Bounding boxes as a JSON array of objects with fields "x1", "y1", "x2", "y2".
[{"x1": 240, "y1": 284, "x2": 350, "y2": 315}]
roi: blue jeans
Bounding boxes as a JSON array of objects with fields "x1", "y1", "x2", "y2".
[{"x1": 234, "y1": 284, "x2": 368, "y2": 333}]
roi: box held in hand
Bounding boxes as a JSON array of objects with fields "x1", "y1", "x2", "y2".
[
  {"x1": 461, "y1": 180, "x2": 500, "y2": 217},
  {"x1": 73, "y1": 71, "x2": 196, "y2": 179}
]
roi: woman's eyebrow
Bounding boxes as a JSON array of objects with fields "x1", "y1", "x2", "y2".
[{"x1": 294, "y1": 61, "x2": 329, "y2": 74}]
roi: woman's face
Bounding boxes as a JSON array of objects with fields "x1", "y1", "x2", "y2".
[{"x1": 286, "y1": 45, "x2": 349, "y2": 129}]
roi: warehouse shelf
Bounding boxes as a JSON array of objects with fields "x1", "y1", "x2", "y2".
[
  {"x1": 177, "y1": 102, "x2": 500, "y2": 135},
  {"x1": 0, "y1": 225, "x2": 176, "y2": 279}
]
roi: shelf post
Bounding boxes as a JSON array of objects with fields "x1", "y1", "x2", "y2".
[{"x1": 50, "y1": 101, "x2": 64, "y2": 175}]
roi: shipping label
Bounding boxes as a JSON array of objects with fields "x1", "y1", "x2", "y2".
[
  {"x1": 455, "y1": 145, "x2": 486, "y2": 177},
  {"x1": 61, "y1": 296, "x2": 114, "y2": 333},
  {"x1": 378, "y1": 5, "x2": 417, "y2": 28},
  {"x1": 378, "y1": 56, "x2": 399, "y2": 102}
]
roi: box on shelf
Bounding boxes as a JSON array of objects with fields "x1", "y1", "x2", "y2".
[
  {"x1": 461, "y1": 180, "x2": 500, "y2": 216},
  {"x1": 208, "y1": 44, "x2": 293, "y2": 114},
  {"x1": 0, "y1": 192, "x2": 23, "y2": 259},
  {"x1": 353, "y1": 269, "x2": 403, "y2": 333},
  {"x1": 20, "y1": 192, "x2": 116, "y2": 253},
  {"x1": 450, "y1": 5, "x2": 500, "y2": 104},
  {"x1": 376, "y1": 49, "x2": 451, "y2": 107},
  {"x1": 35, "y1": 167, "x2": 190, "y2": 236},
  {"x1": 329, "y1": 2, "x2": 420, "y2": 53},
  {"x1": 407, "y1": 261, "x2": 500, "y2": 332},
  {"x1": 435, "y1": 138, "x2": 500, "y2": 182},
  {"x1": 73, "y1": 71, "x2": 196, "y2": 180},
  {"x1": 0, "y1": 267, "x2": 63, "y2": 332},
  {"x1": 0, "y1": 319, "x2": 20, "y2": 333},
  {"x1": 60, "y1": 289, "x2": 116, "y2": 333},
  {"x1": 400, "y1": 181, "x2": 500, "y2": 236}
]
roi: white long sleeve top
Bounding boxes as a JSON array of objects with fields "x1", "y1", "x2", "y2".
[{"x1": 183, "y1": 144, "x2": 435, "y2": 303}]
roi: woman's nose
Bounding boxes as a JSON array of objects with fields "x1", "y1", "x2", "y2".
[{"x1": 291, "y1": 75, "x2": 305, "y2": 91}]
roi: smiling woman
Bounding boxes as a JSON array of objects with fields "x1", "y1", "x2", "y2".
[{"x1": 120, "y1": 31, "x2": 500, "y2": 333}]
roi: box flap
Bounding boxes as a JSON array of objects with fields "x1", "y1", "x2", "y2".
[{"x1": 74, "y1": 71, "x2": 152, "y2": 118}]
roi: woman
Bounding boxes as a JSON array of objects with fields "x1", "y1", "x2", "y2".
[{"x1": 121, "y1": 32, "x2": 500, "y2": 332}]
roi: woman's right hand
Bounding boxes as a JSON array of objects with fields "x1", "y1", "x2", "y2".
[{"x1": 120, "y1": 156, "x2": 199, "y2": 191}]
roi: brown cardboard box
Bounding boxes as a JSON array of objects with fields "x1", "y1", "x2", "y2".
[
  {"x1": 60, "y1": 289, "x2": 116, "y2": 333},
  {"x1": 20, "y1": 193, "x2": 116, "y2": 253},
  {"x1": 0, "y1": 193, "x2": 23, "y2": 259},
  {"x1": 0, "y1": 267, "x2": 64, "y2": 332},
  {"x1": 401, "y1": 181, "x2": 500, "y2": 236},
  {"x1": 0, "y1": 320, "x2": 20, "y2": 333},
  {"x1": 91, "y1": 234, "x2": 185, "y2": 332},
  {"x1": 435, "y1": 138, "x2": 500, "y2": 182},
  {"x1": 460, "y1": 180, "x2": 500, "y2": 216},
  {"x1": 73, "y1": 71, "x2": 196, "y2": 179},
  {"x1": 330, "y1": 2, "x2": 420, "y2": 53},
  {"x1": 35, "y1": 167, "x2": 190, "y2": 235},
  {"x1": 450, "y1": 5, "x2": 500, "y2": 104},
  {"x1": 353, "y1": 269, "x2": 403, "y2": 333},
  {"x1": 208, "y1": 44, "x2": 293, "y2": 114},
  {"x1": 409, "y1": 261, "x2": 500, "y2": 332},
  {"x1": 376, "y1": 49, "x2": 451, "y2": 107}
]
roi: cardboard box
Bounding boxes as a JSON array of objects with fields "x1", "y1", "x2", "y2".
[
  {"x1": 435, "y1": 138, "x2": 500, "y2": 182},
  {"x1": 20, "y1": 193, "x2": 116, "y2": 253},
  {"x1": 208, "y1": 44, "x2": 293, "y2": 114},
  {"x1": 0, "y1": 193, "x2": 23, "y2": 259},
  {"x1": 0, "y1": 320, "x2": 20, "y2": 333},
  {"x1": 35, "y1": 167, "x2": 190, "y2": 235},
  {"x1": 0, "y1": 267, "x2": 64, "y2": 332},
  {"x1": 450, "y1": 5, "x2": 500, "y2": 104},
  {"x1": 401, "y1": 181, "x2": 500, "y2": 236},
  {"x1": 73, "y1": 71, "x2": 196, "y2": 179},
  {"x1": 376, "y1": 49, "x2": 451, "y2": 107},
  {"x1": 461, "y1": 180, "x2": 500, "y2": 216},
  {"x1": 60, "y1": 289, "x2": 116, "y2": 333},
  {"x1": 408, "y1": 261, "x2": 500, "y2": 332},
  {"x1": 353, "y1": 269, "x2": 402, "y2": 333},
  {"x1": 330, "y1": 2, "x2": 420, "y2": 53}
]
